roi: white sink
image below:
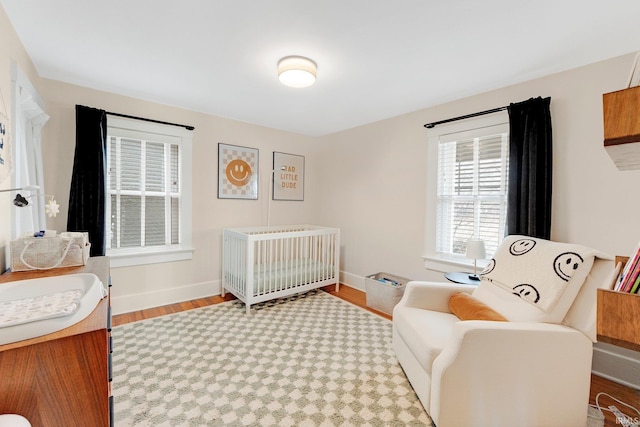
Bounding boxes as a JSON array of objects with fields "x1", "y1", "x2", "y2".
[{"x1": 0, "y1": 273, "x2": 106, "y2": 346}]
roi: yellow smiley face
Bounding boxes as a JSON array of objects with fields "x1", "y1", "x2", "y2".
[{"x1": 225, "y1": 159, "x2": 252, "y2": 187}]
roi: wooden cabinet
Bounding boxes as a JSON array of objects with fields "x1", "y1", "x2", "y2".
[
  {"x1": 0, "y1": 257, "x2": 112, "y2": 427},
  {"x1": 596, "y1": 256, "x2": 640, "y2": 352}
]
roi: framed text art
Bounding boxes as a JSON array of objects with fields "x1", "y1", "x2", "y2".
[
  {"x1": 218, "y1": 143, "x2": 259, "y2": 199},
  {"x1": 273, "y1": 151, "x2": 304, "y2": 201}
]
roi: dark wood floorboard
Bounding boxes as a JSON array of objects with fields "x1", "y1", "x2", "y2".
[{"x1": 112, "y1": 284, "x2": 639, "y2": 426}]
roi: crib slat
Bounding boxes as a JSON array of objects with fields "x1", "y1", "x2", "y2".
[{"x1": 222, "y1": 225, "x2": 340, "y2": 313}]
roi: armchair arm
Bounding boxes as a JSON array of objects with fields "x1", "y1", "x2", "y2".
[
  {"x1": 430, "y1": 321, "x2": 593, "y2": 427},
  {"x1": 396, "y1": 280, "x2": 477, "y2": 313}
]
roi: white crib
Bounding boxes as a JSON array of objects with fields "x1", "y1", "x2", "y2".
[{"x1": 222, "y1": 225, "x2": 340, "y2": 313}]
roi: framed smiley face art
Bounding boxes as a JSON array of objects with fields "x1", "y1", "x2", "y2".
[{"x1": 218, "y1": 143, "x2": 259, "y2": 199}]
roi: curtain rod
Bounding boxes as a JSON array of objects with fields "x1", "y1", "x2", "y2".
[
  {"x1": 106, "y1": 111, "x2": 195, "y2": 131},
  {"x1": 423, "y1": 106, "x2": 507, "y2": 129}
]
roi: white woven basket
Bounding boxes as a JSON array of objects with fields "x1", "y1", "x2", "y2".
[{"x1": 10, "y1": 232, "x2": 90, "y2": 272}]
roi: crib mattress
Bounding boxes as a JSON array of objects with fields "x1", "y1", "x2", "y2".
[{"x1": 252, "y1": 258, "x2": 335, "y2": 295}]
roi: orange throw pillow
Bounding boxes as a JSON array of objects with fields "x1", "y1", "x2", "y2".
[{"x1": 449, "y1": 292, "x2": 508, "y2": 321}]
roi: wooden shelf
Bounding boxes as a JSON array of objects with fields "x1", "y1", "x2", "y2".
[
  {"x1": 597, "y1": 288, "x2": 640, "y2": 352},
  {"x1": 603, "y1": 86, "x2": 640, "y2": 170},
  {"x1": 596, "y1": 255, "x2": 640, "y2": 352}
]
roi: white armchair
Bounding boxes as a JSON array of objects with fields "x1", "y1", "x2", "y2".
[{"x1": 393, "y1": 236, "x2": 615, "y2": 427}]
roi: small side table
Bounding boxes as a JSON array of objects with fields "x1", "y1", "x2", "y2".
[{"x1": 444, "y1": 272, "x2": 481, "y2": 285}]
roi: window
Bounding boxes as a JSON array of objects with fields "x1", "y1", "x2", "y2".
[
  {"x1": 106, "y1": 117, "x2": 193, "y2": 267},
  {"x1": 10, "y1": 63, "x2": 49, "y2": 239},
  {"x1": 437, "y1": 126, "x2": 509, "y2": 257},
  {"x1": 424, "y1": 116, "x2": 509, "y2": 269}
]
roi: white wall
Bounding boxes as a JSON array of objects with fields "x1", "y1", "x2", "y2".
[
  {"x1": 39, "y1": 79, "x2": 322, "y2": 314},
  {"x1": 316, "y1": 53, "x2": 640, "y2": 290}
]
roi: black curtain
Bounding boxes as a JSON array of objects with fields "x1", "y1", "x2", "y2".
[
  {"x1": 506, "y1": 97, "x2": 553, "y2": 240},
  {"x1": 67, "y1": 105, "x2": 107, "y2": 256}
]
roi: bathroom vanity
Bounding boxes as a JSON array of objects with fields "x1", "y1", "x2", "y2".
[{"x1": 0, "y1": 257, "x2": 111, "y2": 427}]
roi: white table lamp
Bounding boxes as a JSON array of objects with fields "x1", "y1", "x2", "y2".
[{"x1": 466, "y1": 238, "x2": 486, "y2": 281}]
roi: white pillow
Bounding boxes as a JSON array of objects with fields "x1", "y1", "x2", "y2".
[{"x1": 472, "y1": 235, "x2": 605, "y2": 323}]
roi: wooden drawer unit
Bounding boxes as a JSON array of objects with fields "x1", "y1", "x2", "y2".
[{"x1": 0, "y1": 257, "x2": 112, "y2": 427}]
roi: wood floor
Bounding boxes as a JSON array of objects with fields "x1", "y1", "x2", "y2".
[{"x1": 113, "y1": 284, "x2": 639, "y2": 427}]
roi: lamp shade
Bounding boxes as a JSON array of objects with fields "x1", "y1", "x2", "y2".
[
  {"x1": 466, "y1": 238, "x2": 486, "y2": 260},
  {"x1": 278, "y1": 56, "x2": 317, "y2": 88}
]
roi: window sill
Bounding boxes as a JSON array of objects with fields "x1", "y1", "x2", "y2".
[
  {"x1": 422, "y1": 253, "x2": 488, "y2": 274},
  {"x1": 107, "y1": 246, "x2": 194, "y2": 268}
]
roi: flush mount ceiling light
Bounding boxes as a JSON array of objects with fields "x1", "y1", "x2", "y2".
[{"x1": 278, "y1": 56, "x2": 317, "y2": 88}]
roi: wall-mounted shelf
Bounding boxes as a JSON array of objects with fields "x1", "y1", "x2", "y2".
[
  {"x1": 596, "y1": 256, "x2": 640, "y2": 352},
  {"x1": 597, "y1": 289, "x2": 640, "y2": 352},
  {"x1": 603, "y1": 86, "x2": 640, "y2": 170}
]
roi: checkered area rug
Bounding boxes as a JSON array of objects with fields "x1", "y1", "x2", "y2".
[{"x1": 112, "y1": 291, "x2": 433, "y2": 426}]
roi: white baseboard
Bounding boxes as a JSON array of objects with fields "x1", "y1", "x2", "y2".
[
  {"x1": 112, "y1": 271, "x2": 362, "y2": 315},
  {"x1": 592, "y1": 342, "x2": 640, "y2": 391},
  {"x1": 340, "y1": 271, "x2": 365, "y2": 291},
  {"x1": 110, "y1": 280, "x2": 220, "y2": 315}
]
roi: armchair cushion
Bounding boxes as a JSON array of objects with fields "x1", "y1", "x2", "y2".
[
  {"x1": 393, "y1": 305, "x2": 459, "y2": 373},
  {"x1": 448, "y1": 292, "x2": 507, "y2": 321}
]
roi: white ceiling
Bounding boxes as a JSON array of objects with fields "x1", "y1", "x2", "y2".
[{"x1": 2, "y1": 1, "x2": 640, "y2": 136}]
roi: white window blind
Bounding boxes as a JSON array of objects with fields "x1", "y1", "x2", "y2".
[
  {"x1": 105, "y1": 116, "x2": 193, "y2": 267},
  {"x1": 436, "y1": 125, "x2": 509, "y2": 258},
  {"x1": 107, "y1": 136, "x2": 181, "y2": 249}
]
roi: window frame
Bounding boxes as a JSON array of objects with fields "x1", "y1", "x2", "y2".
[
  {"x1": 106, "y1": 116, "x2": 193, "y2": 268},
  {"x1": 423, "y1": 113, "x2": 509, "y2": 272},
  {"x1": 10, "y1": 63, "x2": 49, "y2": 239}
]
